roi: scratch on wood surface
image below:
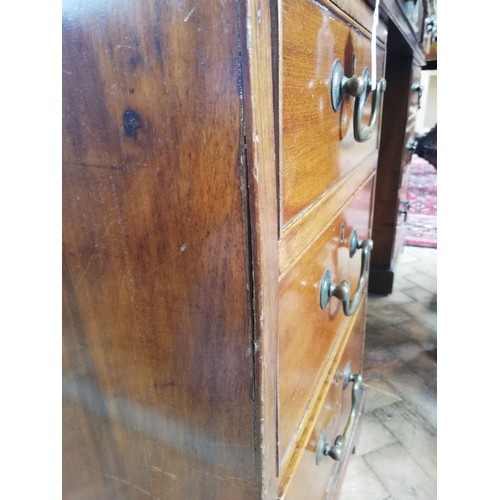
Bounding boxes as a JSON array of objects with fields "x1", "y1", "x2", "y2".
[
  {"x1": 104, "y1": 474, "x2": 161, "y2": 499},
  {"x1": 183, "y1": 6, "x2": 196, "y2": 22},
  {"x1": 192, "y1": 468, "x2": 247, "y2": 483},
  {"x1": 150, "y1": 465, "x2": 177, "y2": 480},
  {"x1": 164, "y1": 243, "x2": 188, "y2": 264},
  {"x1": 65, "y1": 162, "x2": 129, "y2": 171}
]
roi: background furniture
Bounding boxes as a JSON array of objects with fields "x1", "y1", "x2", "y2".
[
  {"x1": 62, "y1": 0, "x2": 434, "y2": 497},
  {"x1": 369, "y1": 0, "x2": 436, "y2": 294}
]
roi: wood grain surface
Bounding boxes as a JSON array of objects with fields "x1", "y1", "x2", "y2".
[
  {"x1": 280, "y1": 297, "x2": 366, "y2": 499},
  {"x1": 279, "y1": 0, "x2": 385, "y2": 229},
  {"x1": 240, "y1": 0, "x2": 280, "y2": 496},
  {"x1": 63, "y1": 0, "x2": 384, "y2": 498},
  {"x1": 280, "y1": 153, "x2": 377, "y2": 277},
  {"x1": 62, "y1": 1, "x2": 259, "y2": 498},
  {"x1": 278, "y1": 177, "x2": 374, "y2": 470}
]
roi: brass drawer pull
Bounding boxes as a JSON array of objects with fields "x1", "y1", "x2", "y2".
[
  {"x1": 406, "y1": 139, "x2": 418, "y2": 152},
  {"x1": 316, "y1": 363, "x2": 363, "y2": 464},
  {"x1": 330, "y1": 59, "x2": 367, "y2": 113},
  {"x1": 319, "y1": 231, "x2": 373, "y2": 315},
  {"x1": 353, "y1": 68, "x2": 386, "y2": 143},
  {"x1": 426, "y1": 17, "x2": 437, "y2": 45},
  {"x1": 411, "y1": 83, "x2": 424, "y2": 109},
  {"x1": 398, "y1": 200, "x2": 410, "y2": 222},
  {"x1": 406, "y1": 139, "x2": 418, "y2": 162},
  {"x1": 330, "y1": 60, "x2": 386, "y2": 143}
]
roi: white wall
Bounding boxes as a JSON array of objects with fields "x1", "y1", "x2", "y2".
[{"x1": 415, "y1": 69, "x2": 437, "y2": 135}]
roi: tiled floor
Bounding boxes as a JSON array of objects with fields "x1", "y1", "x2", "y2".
[{"x1": 339, "y1": 246, "x2": 437, "y2": 500}]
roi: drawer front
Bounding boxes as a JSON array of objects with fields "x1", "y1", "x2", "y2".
[
  {"x1": 280, "y1": 0, "x2": 386, "y2": 229},
  {"x1": 278, "y1": 177, "x2": 374, "y2": 468},
  {"x1": 281, "y1": 298, "x2": 366, "y2": 500}
]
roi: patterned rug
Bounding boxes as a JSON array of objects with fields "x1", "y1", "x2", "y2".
[{"x1": 404, "y1": 155, "x2": 437, "y2": 248}]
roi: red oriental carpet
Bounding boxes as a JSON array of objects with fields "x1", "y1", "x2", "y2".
[{"x1": 404, "y1": 155, "x2": 437, "y2": 248}]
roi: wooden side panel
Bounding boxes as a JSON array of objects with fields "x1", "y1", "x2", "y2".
[
  {"x1": 240, "y1": 0, "x2": 280, "y2": 496},
  {"x1": 62, "y1": 1, "x2": 258, "y2": 498}
]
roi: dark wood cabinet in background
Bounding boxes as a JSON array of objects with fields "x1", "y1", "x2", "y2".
[{"x1": 369, "y1": 0, "x2": 435, "y2": 294}]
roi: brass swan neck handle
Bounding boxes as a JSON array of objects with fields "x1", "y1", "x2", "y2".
[
  {"x1": 319, "y1": 230, "x2": 373, "y2": 316},
  {"x1": 353, "y1": 67, "x2": 386, "y2": 143},
  {"x1": 330, "y1": 60, "x2": 387, "y2": 143}
]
